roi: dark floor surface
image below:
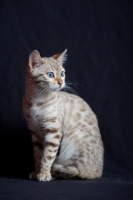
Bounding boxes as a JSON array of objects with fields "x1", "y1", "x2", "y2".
[{"x1": 0, "y1": 176, "x2": 133, "y2": 200}]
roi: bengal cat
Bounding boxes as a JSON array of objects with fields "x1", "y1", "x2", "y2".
[{"x1": 23, "y1": 49, "x2": 104, "y2": 181}]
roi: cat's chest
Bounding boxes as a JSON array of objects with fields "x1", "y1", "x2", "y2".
[
  {"x1": 30, "y1": 97, "x2": 64, "y2": 125},
  {"x1": 30, "y1": 103, "x2": 57, "y2": 122}
]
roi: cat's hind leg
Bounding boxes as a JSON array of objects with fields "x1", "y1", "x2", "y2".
[
  {"x1": 51, "y1": 163, "x2": 80, "y2": 179},
  {"x1": 51, "y1": 163, "x2": 102, "y2": 180}
]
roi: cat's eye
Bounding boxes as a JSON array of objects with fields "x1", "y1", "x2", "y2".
[
  {"x1": 60, "y1": 71, "x2": 65, "y2": 77},
  {"x1": 47, "y1": 72, "x2": 54, "y2": 78}
]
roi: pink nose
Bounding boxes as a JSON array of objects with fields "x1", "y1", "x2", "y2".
[{"x1": 58, "y1": 81, "x2": 62, "y2": 86}]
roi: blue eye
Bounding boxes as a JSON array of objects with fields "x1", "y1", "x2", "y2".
[
  {"x1": 60, "y1": 71, "x2": 65, "y2": 77},
  {"x1": 47, "y1": 72, "x2": 54, "y2": 78}
]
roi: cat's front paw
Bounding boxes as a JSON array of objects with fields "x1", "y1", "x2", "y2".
[{"x1": 37, "y1": 172, "x2": 52, "y2": 181}]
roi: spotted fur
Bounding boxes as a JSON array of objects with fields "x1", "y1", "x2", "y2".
[{"x1": 23, "y1": 49, "x2": 104, "y2": 181}]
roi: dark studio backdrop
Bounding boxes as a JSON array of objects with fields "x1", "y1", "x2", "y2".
[{"x1": 0, "y1": 0, "x2": 133, "y2": 199}]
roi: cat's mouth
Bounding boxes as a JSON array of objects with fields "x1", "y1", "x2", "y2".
[{"x1": 49, "y1": 83, "x2": 65, "y2": 91}]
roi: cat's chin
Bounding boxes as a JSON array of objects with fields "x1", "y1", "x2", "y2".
[{"x1": 51, "y1": 87, "x2": 63, "y2": 91}]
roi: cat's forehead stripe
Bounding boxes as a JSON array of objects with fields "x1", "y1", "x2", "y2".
[{"x1": 42, "y1": 57, "x2": 64, "y2": 71}]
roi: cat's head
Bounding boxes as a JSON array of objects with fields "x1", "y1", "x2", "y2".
[{"x1": 27, "y1": 50, "x2": 67, "y2": 91}]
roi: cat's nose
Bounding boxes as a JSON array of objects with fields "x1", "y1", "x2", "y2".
[{"x1": 58, "y1": 81, "x2": 62, "y2": 86}]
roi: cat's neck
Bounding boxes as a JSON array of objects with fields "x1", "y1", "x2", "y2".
[{"x1": 24, "y1": 82, "x2": 57, "y2": 104}]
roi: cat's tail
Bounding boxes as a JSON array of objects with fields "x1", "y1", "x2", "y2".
[{"x1": 51, "y1": 163, "x2": 81, "y2": 180}]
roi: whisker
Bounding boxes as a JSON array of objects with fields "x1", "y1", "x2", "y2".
[
  {"x1": 65, "y1": 82, "x2": 79, "y2": 91},
  {"x1": 66, "y1": 81, "x2": 84, "y2": 89},
  {"x1": 73, "y1": 83, "x2": 85, "y2": 89},
  {"x1": 64, "y1": 85, "x2": 79, "y2": 96},
  {"x1": 37, "y1": 86, "x2": 50, "y2": 97}
]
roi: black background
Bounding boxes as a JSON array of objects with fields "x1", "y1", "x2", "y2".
[{"x1": 0, "y1": 0, "x2": 133, "y2": 199}]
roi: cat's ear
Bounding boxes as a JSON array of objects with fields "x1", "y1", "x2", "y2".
[
  {"x1": 53, "y1": 49, "x2": 67, "y2": 64},
  {"x1": 29, "y1": 50, "x2": 43, "y2": 68}
]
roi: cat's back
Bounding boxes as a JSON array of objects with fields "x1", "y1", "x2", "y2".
[
  {"x1": 59, "y1": 91, "x2": 98, "y2": 130},
  {"x1": 60, "y1": 91, "x2": 96, "y2": 118}
]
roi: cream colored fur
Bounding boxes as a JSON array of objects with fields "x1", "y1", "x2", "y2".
[{"x1": 23, "y1": 50, "x2": 104, "y2": 181}]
